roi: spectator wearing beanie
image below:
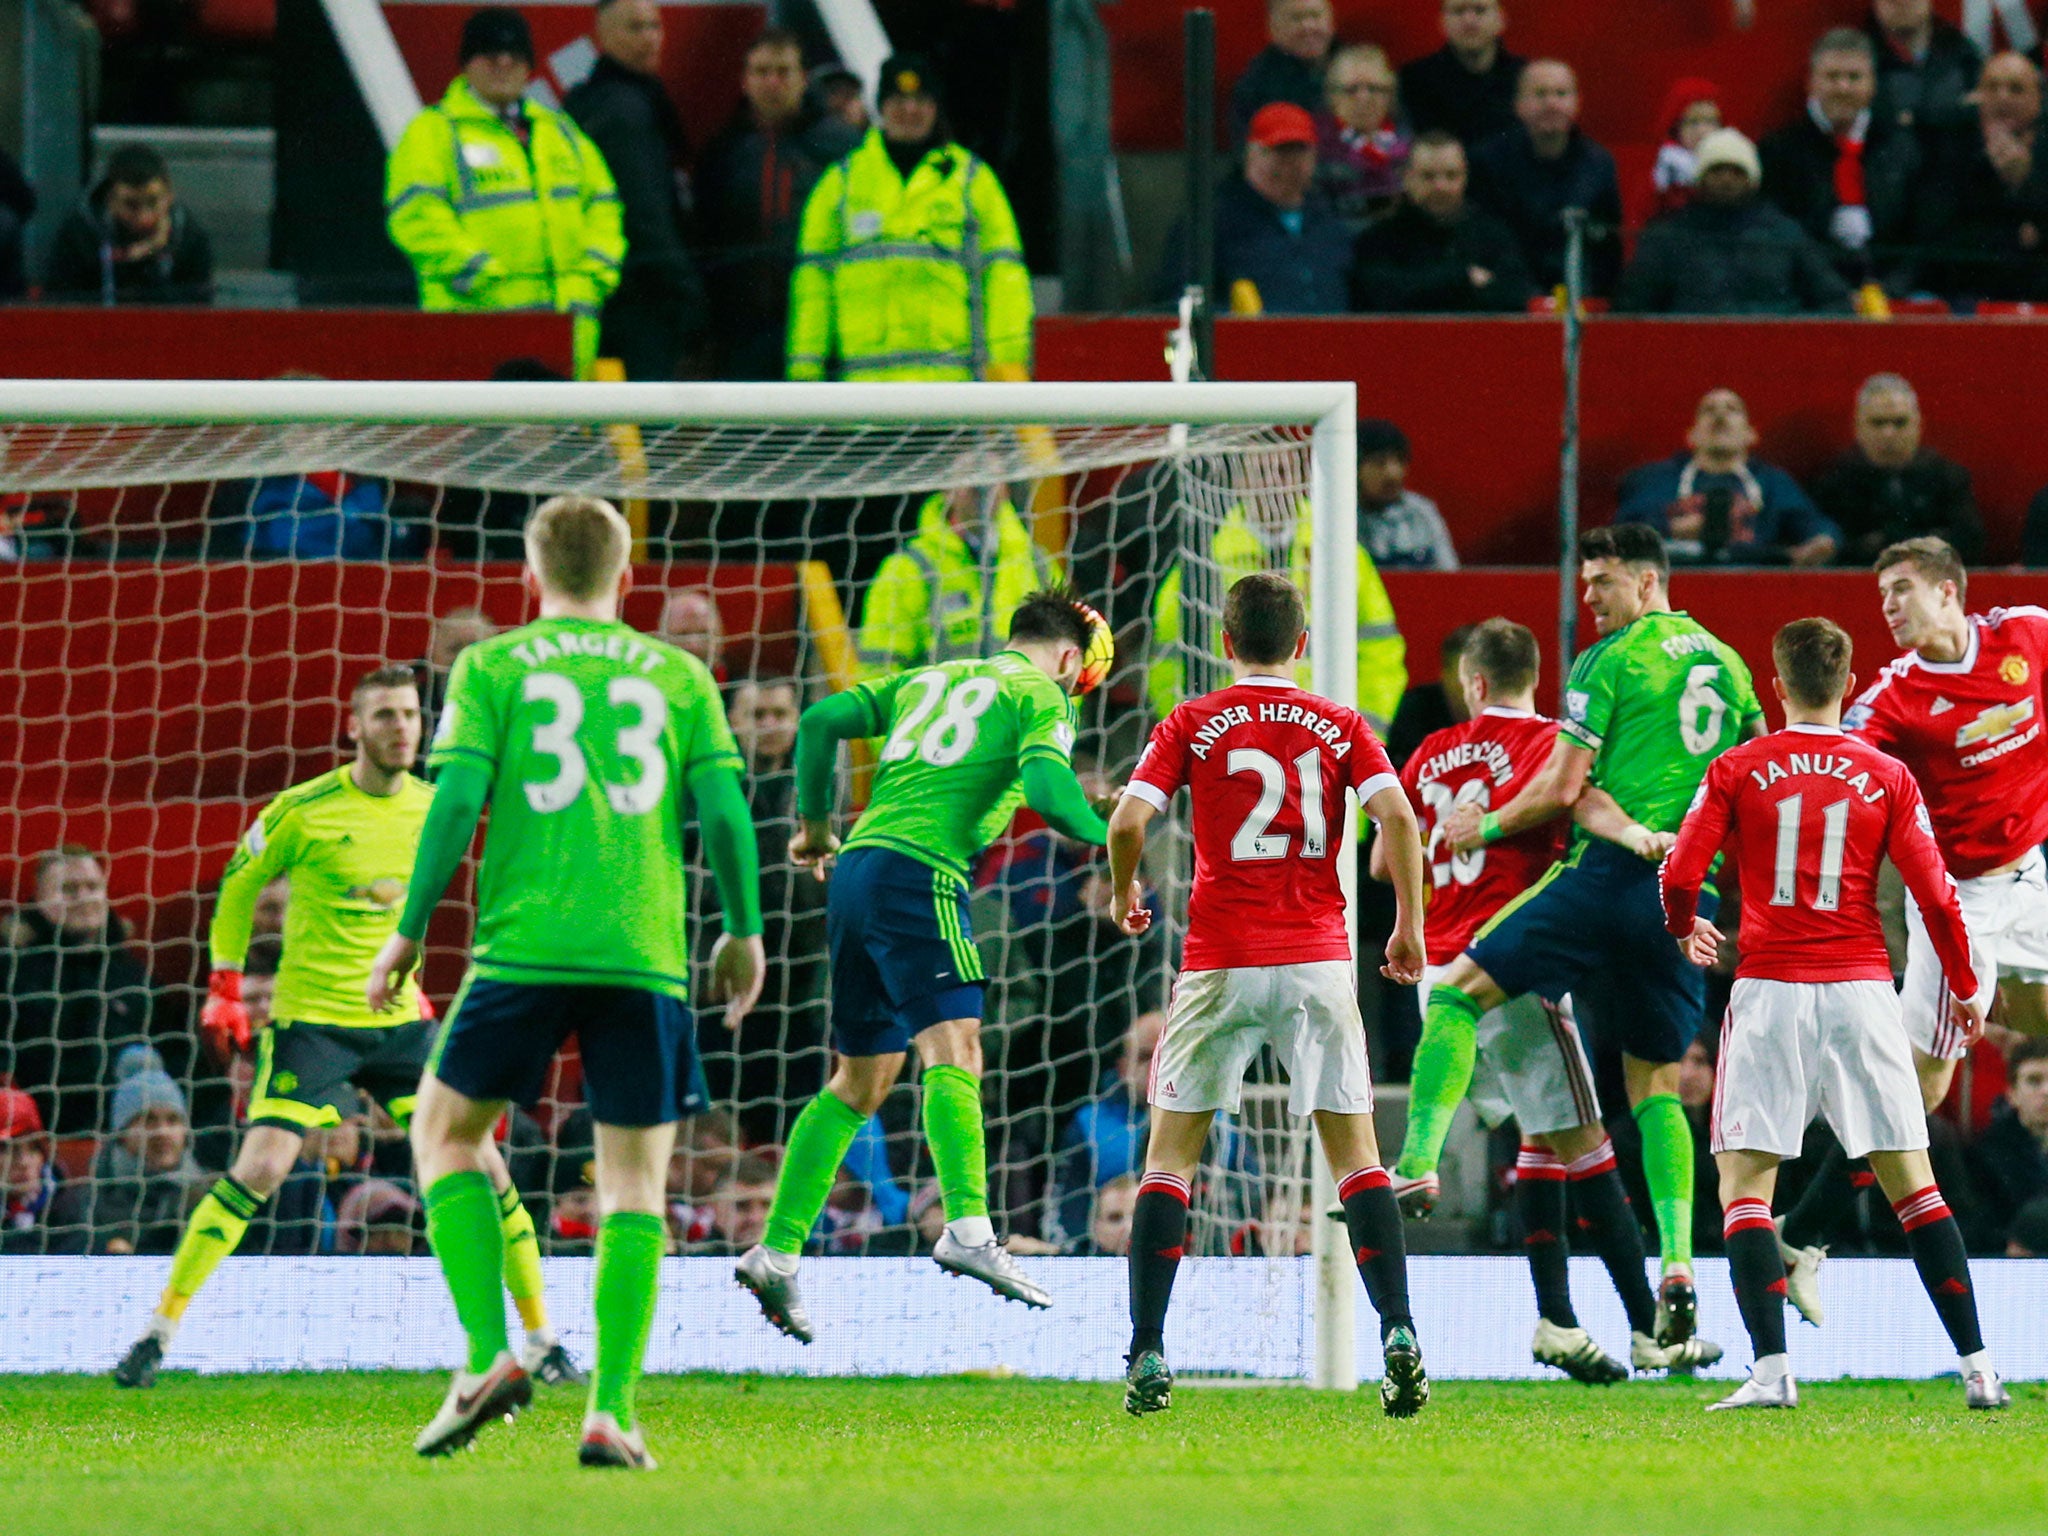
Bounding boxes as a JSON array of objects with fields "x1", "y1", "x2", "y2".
[
  {"x1": 385, "y1": 7, "x2": 624, "y2": 376},
  {"x1": 1651, "y1": 78, "x2": 1723, "y2": 215},
  {"x1": 64, "y1": 1046, "x2": 205, "y2": 1255},
  {"x1": 1356, "y1": 419, "x2": 1458, "y2": 570},
  {"x1": 1619, "y1": 128, "x2": 1853, "y2": 314}
]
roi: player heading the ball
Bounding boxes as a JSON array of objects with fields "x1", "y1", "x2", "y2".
[
  {"x1": 734, "y1": 587, "x2": 1115, "y2": 1343},
  {"x1": 1107, "y1": 570, "x2": 1431, "y2": 1420},
  {"x1": 367, "y1": 495, "x2": 766, "y2": 1468},
  {"x1": 1662, "y1": 617, "x2": 2007, "y2": 1411}
]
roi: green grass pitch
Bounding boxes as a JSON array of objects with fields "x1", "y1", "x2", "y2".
[{"x1": 9, "y1": 1373, "x2": 2043, "y2": 1536}]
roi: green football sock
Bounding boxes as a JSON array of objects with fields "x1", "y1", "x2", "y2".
[
  {"x1": 763, "y1": 1090, "x2": 867, "y2": 1255},
  {"x1": 590, "y1": 1211, "x2": 666, "y2": 1429},
  {"x1": 158, "y1": 1176, "x2": 263, "y2": 1321},
  {"x1": 1395, "y1": 986, "x2": 1482, "y2": 1180},
  {"x1": 1633, "y1": 1092, "x2": 1695, "y2": 1272},
  {"x1": 496, "y1": 1181, "x2": 549, "y2": 1334},
  {"x1": 921, "y1": 1063, "x2": 989, "y2": 1222},
  {"x1": 424, "y1": 1170, "x2": 507, "y2": 1374}
]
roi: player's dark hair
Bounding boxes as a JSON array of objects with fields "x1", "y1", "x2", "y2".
[
  {"x1": 1438, "y1": 622, "x2": 1476, "y2": 666},
  {"x1": 104, "y1": 145, "x2": 169, "y2": 189},
  {"x1": 2008, "y1": 1035, "x2": 2048, "y2": 1075},
  {"x1": 1356, "y1": 418, "x2": 1411, "y2": 463},
  {"x1": 1875, "y1": 536, "x2": 1966, "y2": 601},
  {"x1": 352, "y1": 664, "x2": 419, "y2": 706},
  {"x1": 1579, "y1": 524, "x2": 1669, "y2": 581},
  {"x1": 1222, "y1": 571, "x2": 1307, "y2": 666},
  {"x1": 1008, "y1": 586, "x2": 1093, "y2": 653},
  {"x1": 1773, "y1": 617, "x2": 1854, "y2": 709},
  {"x1": 748, "y1": 23, "x2": 804, "y2": 58},
  {"x1": 243, "y1": 934, "x2": 284, "y2": 979},
  {"x1": 1464, "y1": 617, "x2": 1540, "y2": 696}
]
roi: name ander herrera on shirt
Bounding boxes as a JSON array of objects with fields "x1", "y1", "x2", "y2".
[{"x1": 1186, "y1": 697, "x2": 1360, "y2": 762}]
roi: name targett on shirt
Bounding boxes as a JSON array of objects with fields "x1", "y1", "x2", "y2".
[
  {"x1": 1748, "y1": 752, "x2": 1887, "y2": 803},
  {"x1": 1416, "y1": 737, "x2": 1517, "y2": 789},
  {"x1": 508, "y1": 630, "x2": 665, "y2": 673},
  {"x1": 1187, "y1": 700, "x2": 1356, "y2": 761}
]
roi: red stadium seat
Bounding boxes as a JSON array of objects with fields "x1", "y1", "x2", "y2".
[
  {"x1": 1525, "y1": 295, "x2": 1611, "y2": 315},
  {"x1": 1974, "y1": 301, "x2": 2048, "y2": 317},
  {"x1": 1884, "y1": 297, "x2": 1952, "y2": 316}
]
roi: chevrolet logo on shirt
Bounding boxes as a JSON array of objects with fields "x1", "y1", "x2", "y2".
[{"x1": 1955, "y1": 697, "x2": 2036, "y2": 750}]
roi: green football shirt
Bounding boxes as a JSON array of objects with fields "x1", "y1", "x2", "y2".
[
  {"x1": 842, "y1": 651, "x2": 1078, "y2": 881},
  {"x1": 1560, "y1": 608, "x2": 1762, "y2": 837},
  {"x1": 427, "y1": 616, "x2": 742, "y2": 1000}
]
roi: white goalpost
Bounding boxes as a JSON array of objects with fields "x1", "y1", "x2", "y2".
[{"x1": 0, "y1": 379, "x2": 1365, "y2": 1386}]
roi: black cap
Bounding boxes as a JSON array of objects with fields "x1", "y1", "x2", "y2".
[
  {"x1": 461, "y1": 7, "x2": 534, "y2": 67},
  {"x1": 1356, "y1": 418, "x2": 1411, "y2": 463},
  {"x1": 877, "y1": 53, "x2": 940, "y2": 107}
]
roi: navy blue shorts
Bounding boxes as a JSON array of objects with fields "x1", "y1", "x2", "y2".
[
  {"x1": 828, "y1": 846, "x2": 986, "y2": 1057},
  {"x1": 1465, "y1": 839, "x2": 1718, "y2": 1066},
  {"x1": 429, "y1": 977, "x2": 706, "y2": 1127}
]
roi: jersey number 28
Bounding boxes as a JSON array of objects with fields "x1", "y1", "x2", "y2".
[
  {"x1": 524, "y1": 673, "x2": 669, "y2": 815},
  {"x1": 881, "y1": 670, "x2": 1000, "y2": 768}
]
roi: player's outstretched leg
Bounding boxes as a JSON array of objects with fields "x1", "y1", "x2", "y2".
[
  {"x1": 115, "y1": 1123, "x2": 305, "y2": 1387},
  {"x1": 1870, "y1": 1153, "x2": 2009, "y2": 1410},
  {"x1": 1393, "y1": 983, "x2": 1486, "y2": 1216},
  {"x1": 1124, "y1": 1170, "x2": 1189, "y2": 1416},
  {"x1": 738, "y1": 1086, "x2": 869, "y2": 1342},
  {"x1": 1515, "y1": 1146, "x2": 1626, "y2": 1385},
  {"x1": 1333, "y1": 1164, "x2": 1429, "y2": 1417},
  {"x1": 1710, "y1": 1195, "x2": 1798, "y2": 1411}
]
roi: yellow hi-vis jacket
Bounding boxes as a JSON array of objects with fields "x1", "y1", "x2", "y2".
[
  {"x1": 856, "y1": 493, "x2": 1056, "y2": 679},
  {"x1": 787, "y1": 129, "x2": 1033, "y2": 382},
  {"x1": 1149, "y1": 500, "x2": 1407, "y2": 731},
  {"x1": 386, "y1": 76, "x2": 624, "y2": 376}
]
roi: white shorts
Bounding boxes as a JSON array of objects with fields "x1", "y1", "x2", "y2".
[
  {"x1": 1902, "y1": 844, "x2": 2048, "y2": 1059},
  {"x1": 1151, "y1": 961, "x2": 1373, "y2": 1117},
  {"x1": 1421, "y1": 966, "x2": 1600, "y2": 1138},
  {"x1": 1710, "y1": 977, "x2": 1928, "y2": 1159}
]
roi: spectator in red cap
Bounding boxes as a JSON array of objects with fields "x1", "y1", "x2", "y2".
[
  {"x1": 1, "y1": 1084, "x2": 79, "y2": 1254},
  {"x1": 1159, "y1": 102, "x2": 1354, "y2": 314},
  {"x1": 1652, "y1": 78, "x2": 1724, "y2": 215},
  {"x1": 1230, "y1": 0, "x2": 1336, "y2": 148}
]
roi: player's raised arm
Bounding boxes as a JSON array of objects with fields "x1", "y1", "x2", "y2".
[
  {"x1": 790, "y1": 688, "x2": 877, "y2": 877},
  {"x1": 1885, "y1": 771, "x2": 1984, "y2": 1027},
  {"x1": 1363, "y1": 782, "x2": 1426, "y2": 984}
]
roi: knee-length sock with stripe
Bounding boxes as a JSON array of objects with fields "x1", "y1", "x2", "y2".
[
  {"x1": 1723, "y1": 1197, "x2": 1789, "y2": 1363},
  {"x1": 1127, "y1": 1172, "x2": 1190, "y2": 1358},
  {"x1": 1565, "y1": 1139, "x2": 1657, "y2": 1336},
  {"x1": 1894, "y1": 1186, "x2": 1984, "y2": 1357},
  {"x1": 1515, "y1": 1146, "x2": 1577, "y2": 1329},
  {"x1": 1338, "y1": 1166, "x2": 1413, "y2": 1338}
]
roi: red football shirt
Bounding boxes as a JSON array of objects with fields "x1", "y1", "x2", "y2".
[
  {"x1": 1126, "y1": 677, "x2": 1399, "y2": 972},
  {"x1": 1843, "y1": 607, "x2": 2048, "y2": 878},
  {"x1": 1400, "y1": 707, "x2": 1564, "y2": 965},
  {"x1": 1661, "y1": 724, "x2": 1978, "y2": 995}
]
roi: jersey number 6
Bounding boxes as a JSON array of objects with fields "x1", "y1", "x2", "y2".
[{"x1": 523, "y1": 673, "x2": 669, "y2": 815}]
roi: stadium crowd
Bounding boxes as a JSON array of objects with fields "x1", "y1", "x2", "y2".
[{"x1": 11, "y1": 1, "x2": 2048, "y2": 348}]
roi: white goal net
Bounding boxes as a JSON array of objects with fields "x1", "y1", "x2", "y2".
[{"x1": 0, "y1": 380, "x2": 1362, "y2": 1383}]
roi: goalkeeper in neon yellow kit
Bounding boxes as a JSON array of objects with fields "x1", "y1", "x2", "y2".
[{"x1": 112, "y1": 667, "x2": 578, "y2": 1390}]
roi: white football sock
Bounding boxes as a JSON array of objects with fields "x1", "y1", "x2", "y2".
[{"x1": 946, "y1": 1215, "x2": 996, "y2": 1248}]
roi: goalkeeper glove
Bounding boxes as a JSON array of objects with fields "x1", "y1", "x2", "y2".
[{"x1": 201, "y1": 968, "x2": 251, "y2": 1055}]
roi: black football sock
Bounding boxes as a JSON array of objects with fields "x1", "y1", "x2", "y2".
[
  {"x1": 1338, "y1": 1166, "x2": 1413, "y2": 1339},
  {"x1": 1515, "y1": 1145, "x2": 1577, "y2": 1329},
  {"x1": 1723, "y1": 1197, "x2": 1789, "y2": 1363},
  {"x1": 1127, "y1": 1172, "x2": 1190, "y2": 1359},
  {"x1": 1893, "y1": 1187, "x2": 1984, "y2": 1357},
  {"x1": 1565, "y1": 1140, "x2": 1658, "y2": 1337},
  {"x1": 1780, "y1": 1142, "x2": 1864, "y2": 1250}
]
